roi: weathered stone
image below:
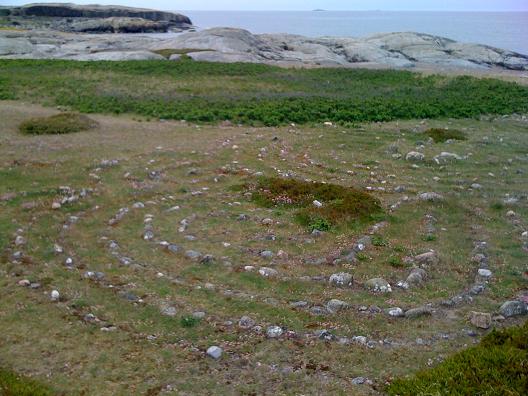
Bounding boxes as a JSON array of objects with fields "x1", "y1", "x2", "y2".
[
  {"x1": 387, "y1": 307, "x2": 404, "y2": 317},
  {"x1": 258, "y1": 267, "x2": 278, "y2": 278},
  {"x1": 266, "y1": 325, "x2": 283, "y2": 338},
  {"x1": 405, "y1": 151, "x2": 425, "y2": 162},
  {"x1": 469, "y1": 311, "x2": 491, "y2": 329},
  {"x1": 405, "y1": 306, "x2": 433, "y2": 318},
  {"x1": 206, "y1": 345, "x2": 222, "y2": 359},
  {"x1": 329, "y1": 272, "x2": 353, "y2": 287},
  {"x1": 238, "y1": 316, "x2": 255, "y2": 329},
  {"x1": 499, "y1": 301, "x2": 528, "y2": 317},
  {"x1": 326, "y1": 299, "x2": 350, "y2": 313},
  {"x1": 414, "y1": 251, "x2": 439, "y2": 268},
  {"x1": 418, "y1": 192, "x2": 444, "y2": 202},
  {"x1": 365, "y1": 278, "x2": 392, "y2": 293}
]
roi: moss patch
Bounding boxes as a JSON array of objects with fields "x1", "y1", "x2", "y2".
[
  {"x1": 19, "y1": 113, "x2": 97, "y2": 135},
  {"x1": 246, "y1": 177, "x2": 383, "y2": 229},
  {"x1": 424, "y1": 128, "x2": 467, "y2": 143},
  {"x1": 0, "y1": 368, "x2": 54, "y2": 396},
  {"x1": 387, "y1": 321, "x2": 528, "y2": 395},
  {"x1": 152, "y1": 48, "x2": 212, "y2": 59}
]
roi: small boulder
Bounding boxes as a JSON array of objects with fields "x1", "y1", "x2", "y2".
[
  {"x1": 329, "y1": 272, "x2": 353, "y2": 287},
  {"x1": 469, "y1": 311, "x2": 491, "y2": 329},
  {"x1": 418, "y1": 192, "x2": 444, "y2": 202},
  {"x1": 405, "y1": 306, "x2": 433, "y2": 318},
  {"x1": 406, "y1": 268, "x2": 428, "y2": 286},
  {"x1": 414, "y1": 251, "x2": 439, "y2": 268},
  {"x1": 405, "y1": 151, "x2": 425, "y2": 162},
  {"x1": 365, "y1": 278, "x2": 392, "y2": 293},
  {"x1": 206, "y1": 346, "x2": 222, "y2": 360},
  {"x1": 266, "y1": 325, "x2": 283, "y2": 338},
  {"x1": 259, "y1": 267, "x2": 278, "y2": 278},
  {"x1": 499, "y1": 301, "x2": 528, "y2": 317},
  {"x1": 387, "y1": 307, "x2": 404, "y2": 317},
  {"x1": 326, "y1": 299, "x2": 350, "y2": 313}
]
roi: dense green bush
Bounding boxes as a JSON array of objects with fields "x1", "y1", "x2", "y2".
[
  {"x1": 1, "y1": 60, "x2": 527, "y2": 126},
  {"x1": 246, "y1": 177, "x2": 383, "y2": 229},
  {"x1": 425, "y1": 128, "x2": 468, "y2": 143},
  {"x1": 387, "y1": 320, "x2": 528, "y2": 395},
  {"x1": 19, "y1": 113, "x2": 97, "y2": 135},
  {"x1": 0, "y1": 368, "x2": 54, "y2": 396}
]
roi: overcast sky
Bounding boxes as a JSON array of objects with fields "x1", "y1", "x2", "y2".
[{"x1": 2, "y1": 0, "x2": 528, "y2": 11}]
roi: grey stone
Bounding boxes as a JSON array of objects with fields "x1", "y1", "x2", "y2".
[
  {"x1": 414, "y1": 251, "x2": 440, "y2": 268},
  {"x1": 258, "y1": 267, "x2": 278, "y2": 278},
  {"x1": 326, "y1": 299, "x2": 350, "y2": 313},
  {"x1": 405, "y1": 151, "x2": 425, "y2": 162},
  {"x1": 365, "y1": 278, "x2": 392, "y2": 293},
  {"x1": 238, "y1": 316, "x2": 255, "y2": 329},
  {"x1": 185, "y1": 250, "x2": 202, "y2": 260},
  {"x1": 418, "y1": 192, "x2": 444, "y2": 202},
  {"x1": 405, "y1": 306, "x2": 433, "y2": 318},
  {"x1": 499, "y1": 301, "x2": 528, "y2": 317},
  {"x1": 329, "y1": 272, "x2": 353, "y2": 287},
  {"x1": 206, "y1": 345, "x2": 222, "y2": 359},
  {"x1": 387, "y1": 307, "x2": 404, "y2": 317},
  {"x1": 266, "y1": 325, "x2": 283, "y2": 338}
]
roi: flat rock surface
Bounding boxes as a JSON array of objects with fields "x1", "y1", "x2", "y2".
[{"x1": 1, "y1": 26, "x2": 527, "y2": 72}]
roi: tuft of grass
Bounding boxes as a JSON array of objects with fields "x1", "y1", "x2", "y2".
[
  {"x1": 424, "y1": 128, "x2": 467, "y2": 143},
  {"x1": 246, "y1": 177, "x2": 383, "y2": 229},
  {"x1": 19, "y1": 113, "x2": 97, "y2": 135},
  {"x1": 388, "y1": 255, "x2": 405, "y2": 267},
  {"x1": 180, "y1": 315, "x2": 200, "y2": 328},
  {"x1": 308, "y1": 217, "x2": 332, "y2": 232},
  {"x1": 387, "y1": 321, "x2": 528, "y2": 395},
  {"x1": 372, "y1": 235, "x2": 389, "y2": 247},
  {"x1": 0, "y1": 368, "x2": 54, "y2": 396}
]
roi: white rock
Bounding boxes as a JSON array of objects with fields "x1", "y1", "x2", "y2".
[
  {"x1": 313, "y1": 200, "x2": 323, "y2": 208},
  {"x1": 388, "y1": 307, "x2": 404, "y2": 317},
  {"x1": 206, "y1": 346, "x2": 222, "y2": 359},
  {"x1": 50, "y1": 290, "x2": 60, "y2": 301},
  {"x1": 478, "y1": 269, "x2": 492, "y2": 278},
  {"x1": 266, "y1": 325, "x2": 283, "y2": 338}
]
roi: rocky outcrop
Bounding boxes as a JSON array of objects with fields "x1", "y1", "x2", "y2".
[
  {"x1": 151, "y1": 28, "x2": 528, "y2": 70},
  {"x1": 70, "y1": 17, "x2": 169, "y2": 33},
  {"x1": 9, "y1": 3, "x2": 192, "y2": 26},
  {"x1": 1, "y1": 26, "x2": 527, "y2": 71},
  {"x1": 2, "y1": 3, "x2": 192, "y2": 33}
]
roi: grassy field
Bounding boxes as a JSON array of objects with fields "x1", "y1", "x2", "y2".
[
  {"x1": 0, "y1": 60, "x2": 527, "y2": 395},
  {"x1": 1, "y1": 60, "x2": 528, "y2": 125}
]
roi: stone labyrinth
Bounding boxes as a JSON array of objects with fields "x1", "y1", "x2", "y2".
[{"x1": 2, "y1": 109, "x2": 528, "y2": 393}]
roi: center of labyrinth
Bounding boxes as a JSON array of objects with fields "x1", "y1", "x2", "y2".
[{"x1": 4, "y1": 117, "x2": 527, "y2": 391}]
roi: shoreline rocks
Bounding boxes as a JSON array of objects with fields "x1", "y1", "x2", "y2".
[{"x1": 1, "y1": 22, "x2": 527, "y2": 70}]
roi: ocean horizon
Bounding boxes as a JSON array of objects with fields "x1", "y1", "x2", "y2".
[{"x1": 174, "y1": 10, "x2": 528, "y2": 54}]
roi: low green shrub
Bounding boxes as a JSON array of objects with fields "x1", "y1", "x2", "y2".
[
  {"x1": 424, "y1": 128, "x2": 467, "y2": 143},
  {"x1": 180, "y1": 315, "x2": 200, "y2": 328},
  {"x1": 387, "y1": 321, "x2": 528, "y2": 395},
  {"x1": 0, "y1": 368, "x2": 54, "y2": 396},
  {"x1": 1, "y1": 60, "x2": 528, "y2": 126},
  {"x1": 246, "y1": 177, "x2": 383, "y2": 229},
  {"x1": 19, "y1": 113, "x2": 97, "y2": 135}
]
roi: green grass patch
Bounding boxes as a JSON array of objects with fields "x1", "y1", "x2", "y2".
[
  {"x1": 0, "y1": 368, "x2": 54, "y2": 396},
  {"x1": 387, "y1": 321, "x2": 528, "y2": 395},
  {"x1": 424, "y1": 128, "x2": 468, "y2": 143},
  {"x1": 19, "y1": 113, "x2": 97, "y2": 135},
  {"x1": 246, "y1": 177, "x2": 383, "y2": 229},
  {"x1": 180, "y1": 315, "x2": 201, "y2": 328},
  {"x1": 1, "y1": 60, "x2": 528, "y2": 125}
]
